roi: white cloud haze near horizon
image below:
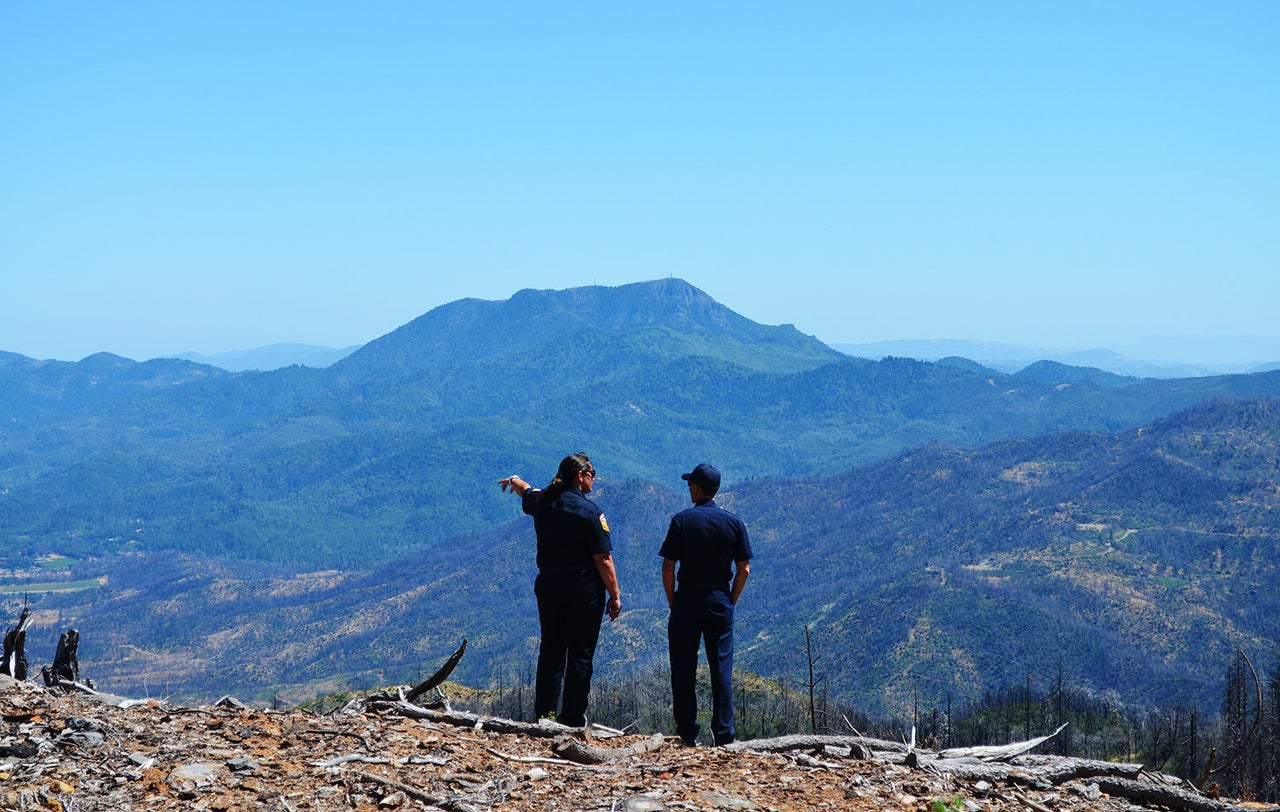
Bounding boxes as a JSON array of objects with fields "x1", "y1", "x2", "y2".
[{"x1": 2, "y1": 3, "x2": 1277, "y2": 364}]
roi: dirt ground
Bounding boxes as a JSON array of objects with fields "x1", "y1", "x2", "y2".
[{"x1": 0, "y1": 677, "x2": 1269, "y2": 812}]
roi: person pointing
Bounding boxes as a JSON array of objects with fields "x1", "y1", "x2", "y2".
[{"x1": 500, "y1": 453, "x2": 621, "y2": 727}]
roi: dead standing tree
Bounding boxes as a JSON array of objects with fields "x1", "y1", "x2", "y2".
[
  {"x1": 1198, "y1": 649, "x2": 1263, "y2": 795},
  {"x1": 41, "y1": 628, "x2": 85, "y2": 689},
  {"x1": 804, "y1": 624, "x2": 824, "y2": 734},
  {"x1": 1, "y1": 603, "x2": 34, "y2": 680}
]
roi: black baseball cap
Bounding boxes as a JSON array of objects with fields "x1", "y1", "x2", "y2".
[{"x1": 680, "y1": 463, "x2": 721, "y2": 491}]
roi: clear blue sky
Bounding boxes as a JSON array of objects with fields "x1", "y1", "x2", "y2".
[{"x1": 3, "y1": 2, "x2": 1277, "y2": 363}]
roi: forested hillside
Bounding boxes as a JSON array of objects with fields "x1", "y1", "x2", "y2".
[
  {"x1": 16, "y1": 397, "x2": 1278, "y2": 724},
  {"x1": 4, "y1": 279, "x2": 1280, "y2": 569}
]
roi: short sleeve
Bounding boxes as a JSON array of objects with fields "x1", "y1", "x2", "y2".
[
  {"x1": 735, "y1": 521, "x2": 753, "y2": 561},
  {"x1": 657, "y1": 516, "x2": 681, "y2": 560},
  {"x1": 586, "y1": 510, "x2": 611, "y2": 556}
]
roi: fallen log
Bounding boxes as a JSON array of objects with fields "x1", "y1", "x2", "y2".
[
  {"x1": 1091, "y1": 776, "x2": 1280, "y2": 812},
  {"x1": 721, "y1": 733, "x2": 906, "y2": 759},
  {"x1": 551, "y1": 733, "x2": 666, "y2": 765},
  {"x1": 909, "y1": 754, "x2": 1019, "y2": 783},
  {"x1": 385, "y1": 702, "x2": 600, "y2": 739},
  {"x1": 917, "y1": 752, "x2": 1145, "y2": 785},
  {"x1": 1011, "y1": 755, "x2": 1144, "y2": 785}
]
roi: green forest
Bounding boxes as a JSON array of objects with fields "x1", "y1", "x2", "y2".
[{"x1": 2, "y1": 280, "x2": 1278, "y2": 799}]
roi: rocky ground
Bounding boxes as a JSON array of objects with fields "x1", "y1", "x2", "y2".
[{"x1": 1, "y1": 676, "x2": 1274, "y2": 812}]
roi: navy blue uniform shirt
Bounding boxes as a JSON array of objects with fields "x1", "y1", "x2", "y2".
[
  {"x1": 658, "y1": 499, "x2": 752, "y2": 589},
  {"x1": 523, "y1": 487, "x2": 611, "y2": 570}
]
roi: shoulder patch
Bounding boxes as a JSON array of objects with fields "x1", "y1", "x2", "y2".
[{"x1": 599, "y1": 513, "x2": 610, "y2": 533}]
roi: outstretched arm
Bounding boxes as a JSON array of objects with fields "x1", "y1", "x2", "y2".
[{"x1": 499, "y1": 475, "x2": 533, "y2": 496}]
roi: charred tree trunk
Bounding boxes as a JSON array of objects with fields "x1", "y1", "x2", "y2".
[
  {"x1": 41, "y1": 629, "x2": 82, "y2": 688},
  {"x1": 1, "y1": 605, "x2": 33, "y2": 680}
]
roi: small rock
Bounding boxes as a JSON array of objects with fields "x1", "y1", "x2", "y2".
[
  {"x1": 57, "y1": 730, "x2": 105, "y2": 748},
  {"x1": 47, "y1": 779, "x2": 75, "y2": 795},
  {"x1": 167, "y1": 761, "x2": 223, "y2": 791},
  {"x1": 378, "y1": 790, "x2": 406, "y2": 807},
  {"x1": 66, "y1": 718, "x2": 102, "y2": 732},
  {"x1": 226, "y1": 757, "x2": 260, "y2": 772},
  {"x1": 525, "y1": 766, "x2": 550, "y2": 781}
]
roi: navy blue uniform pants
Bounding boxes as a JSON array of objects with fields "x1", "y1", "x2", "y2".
[
  {"x1": 534, "y1": 569, "x2": 604, "y2": 727},
  {"x1": 668, "y1": 587, "x2": 735, "y2": 745}
]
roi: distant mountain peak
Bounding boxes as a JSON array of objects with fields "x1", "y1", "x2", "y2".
[
  {"x1": 506, "y1": 278, "x2": 740, "y2": 332},
  {"x1": 333, "y1": 278, "x2": 843, "y2": 379}
]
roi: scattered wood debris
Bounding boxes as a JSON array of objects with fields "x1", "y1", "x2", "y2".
[{"x1": 1, "y1": 673, "x2": 1276, "y2": 812}]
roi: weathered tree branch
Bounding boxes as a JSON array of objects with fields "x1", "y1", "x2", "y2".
[
  {"x1": 937, "y1": 722, "x2": 1067, "y2": 761},
  {"x1": 384, "y1": 702, "x2": 594, "y2": 739},
  {"x1": 354, "y1": 771, "x2": 486, "y2": 812},
  {"x1": 551, "y1": 733, "x2": 666, "y2": 765},
  {"x1": 405, "y1": 639, "x2": 468, "y2": 704},
  {"x1": 721, "y1": 733, "x2": 905, "y2": 758}
]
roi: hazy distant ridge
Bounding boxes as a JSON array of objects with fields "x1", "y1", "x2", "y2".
[
  {"x1": 173, "y1": 343, "x2": 361, "y2": 371},
  {"x1": 835, "y1": 339, "x2": 1280, "y2": 378},
  {"x1": 163, "y1": 336, "x2": 1280, "y2": 378}
]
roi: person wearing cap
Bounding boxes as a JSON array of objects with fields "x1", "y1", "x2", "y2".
[
  {"x1": 500, "y1": 453, "x2": 622, "y2": 728},
  {"x1": 660, "y1": 462, "x2": 753, "y2": 746}
]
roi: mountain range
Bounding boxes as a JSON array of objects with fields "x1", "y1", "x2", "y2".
[
  {"x1": 835, "y1": 339, "x2": 1280, "y2": 379},
  {"x1": 148, "y1": 336, "x2": 1280, "y2": 381},
  {"x1": 2, "y1": 278, "x2": 1278, "y2": 717},
  {"x1": 173, "y1": 343, "x2": 361, "y2": 371}
]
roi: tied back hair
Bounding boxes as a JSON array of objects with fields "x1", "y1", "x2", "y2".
[{"x1": 540, "y1": 452, "x2": 593, "y2": 502}]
